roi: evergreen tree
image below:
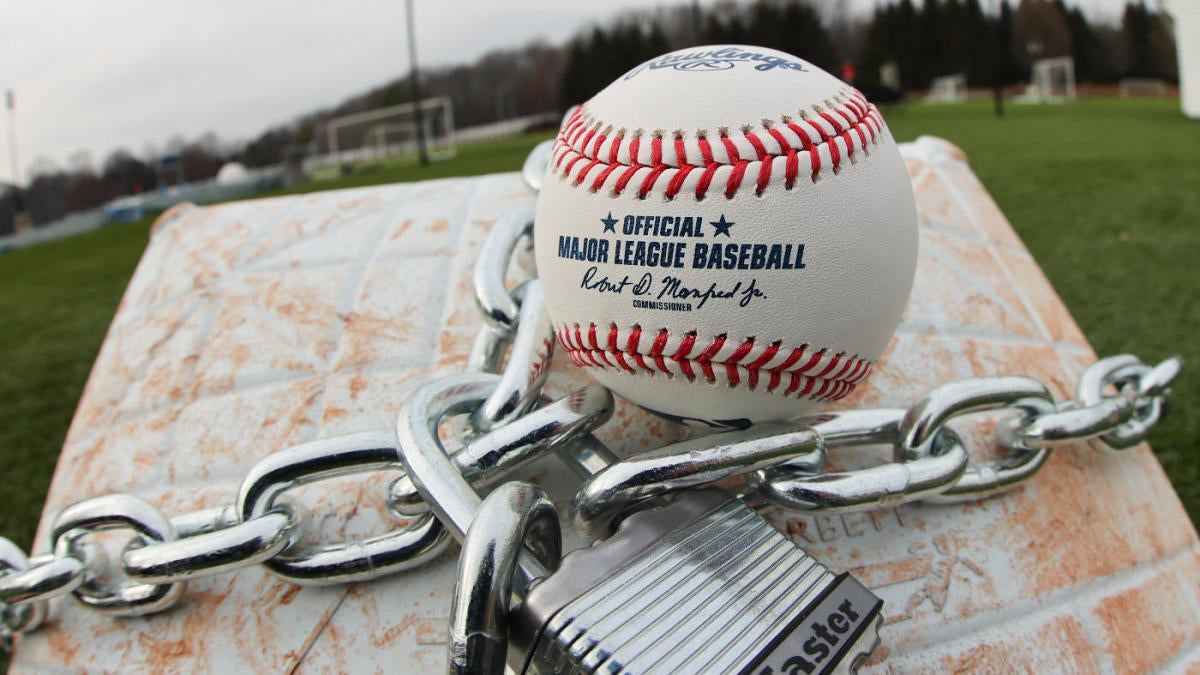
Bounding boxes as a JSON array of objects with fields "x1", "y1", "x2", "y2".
[
  {"x1": 1122, "y1": 1, "x2": 1153, "y2": 78},
  {"x1": 963, "y1": 0, "x2": 992, "y2": 86},
  {"x1": 998, "y1": 0, "x2": 1020, "y2": 85}
]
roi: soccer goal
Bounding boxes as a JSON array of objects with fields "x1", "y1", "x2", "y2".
[
  {"x1": 1119, "y1": 78, "x2": 1169, "y2": 98},
  {"x1": 324, "y1": 97, "x2": 457, "y2": 166},
  {"x1": 926, "y1": 74, "x2": 968, "y2": 103},
  {"x1": 1018, "y1": 57, "x2": 1077, "y2": 104}
]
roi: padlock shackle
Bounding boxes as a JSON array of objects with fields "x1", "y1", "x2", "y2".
[{"x1": 449, "y1": 482, "x2": 560, "y2": 675}]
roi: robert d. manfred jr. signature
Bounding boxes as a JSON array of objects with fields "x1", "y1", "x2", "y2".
[{"x1": 580, "y1": 266, "x2": 766, "y2": 310}]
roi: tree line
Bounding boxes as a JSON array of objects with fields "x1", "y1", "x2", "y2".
[
  {"x1": 11, "y1": 135, "x2": 230, "y2": 230},
  {"x1": 12, "y1": 0, "x2": 1178, "y2": 229}
]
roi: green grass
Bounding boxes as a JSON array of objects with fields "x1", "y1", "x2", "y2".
[
  {"x1": 0, "y1": 216, "x2": 156, "y2": 549},
  {"x1": 882, "y1": 98, "x2": 1199, "y2": 522},
  {"x1": 0, "y1": 100, "x2": 1195, "y2": 567},
  {"x1": 262, "y1": 132, "x2": 556, "y2": 197}
]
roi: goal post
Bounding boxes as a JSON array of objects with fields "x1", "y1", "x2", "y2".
[
  {"x1": 324, "y1": 97, "x2": 456, "y2": 165},
  {"x1": 926, "y1": 74, "x2": 968, "y2": 103},
  {"x1": 1118, "y1": 78, "x2": 1169, "y2": 98},
  {"x1": 1019, "y1": 57, "x2": 1076, "y2": 104}
]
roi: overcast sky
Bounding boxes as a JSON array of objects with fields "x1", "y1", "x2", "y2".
[{"x1": 0, "y1": 0, "x2": 1131, "y2": 184}]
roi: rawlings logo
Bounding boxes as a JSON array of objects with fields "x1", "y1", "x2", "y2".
[{"x1": 623, "y1": 47, "x2": 808, "y2": 79}]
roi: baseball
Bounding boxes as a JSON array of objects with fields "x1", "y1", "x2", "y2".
[{"x1": 534, "y1": 45, "x2": 918, "y2": 427}]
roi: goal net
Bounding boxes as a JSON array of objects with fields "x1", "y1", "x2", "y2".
[
  {"x1": 1019, "y1": 57, "x2": 1076, "y2": 104},
  {"x1": 926, "y1": 74, "x2": 967, "y2": 103},
  {"x1": 321, "y1": 97, "x2": 457, "y2": 168}
]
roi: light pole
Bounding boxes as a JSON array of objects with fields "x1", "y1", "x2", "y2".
[
  {"x1": 406, "y1": 0, "x2": 430, "y2": 166},
  {"x1": 5, "y1": 90, "x2": 18, "y2": 186}
]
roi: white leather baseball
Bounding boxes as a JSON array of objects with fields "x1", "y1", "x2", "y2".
[{"x1": 534, "y1": 45, "x2": 918, "y2": 427}]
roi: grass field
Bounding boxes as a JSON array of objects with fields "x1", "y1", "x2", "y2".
[{"x1": 0, "y1": 98, "x2": 1195, "y2": 560}]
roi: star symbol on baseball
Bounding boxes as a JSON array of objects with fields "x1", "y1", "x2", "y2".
[
  {"x1": 600, "y1": 212, "x2": 618, "y2": 233},
  {"x1": 710, "y1": 215, "x2": 735, "y2": 237}
]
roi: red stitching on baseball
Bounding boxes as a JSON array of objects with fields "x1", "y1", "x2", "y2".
[
  {"x1": 826, "y1": 131, "x2": 841, "y2": 173},
  {"x1": 640, "y1": 164, "x2": 668, "y2": 199},
  {"x1": 767, "y1": 127, "x2": 790, "y2": 153},
  {"x1": 819, "y1": 111, "x2": 843, "y2": 133},
  {"x1": 698, "y1": 136, "x2": 715, "y2": 164},
  {"x1": 574, "y1": 159, "x2": 601, "y2": 186},
  {"x1": 553, "y1": 89, "x2": 883, "y2": 200},
  {"x1": 592, "y1": 163, "x2": 620, "y2": 192},
  {"x1": 769, "y1": 347, "x2": 806, "y2": 374},
  {"x1": 590, "y1": 132, "x2": 607, "y2": 158},
  {"x1": 696, "y1": 163, "x2": 719, "y2": 201},
  {"x1": 567, "y1": 122, "x2": 588, "y2": 147},
  {"x1": 814, "y1": 353, "x2": 842, "y2": 379},
  {"x1": 805, "y1": 118, "x2": 831, "y2": 143},
  {"x1": 665, "y1": 163, "x2": 693, "y2": 200},
  {"x1": 726, "y1": 161, "x2": 749, "y2": 199},
  {"x1": 563, "y1": 153, "x2": 587, "y2": 180},
  {"x1": 698, "y1": 334, "x2": 726, "y2": 361},
  {"x1": 614, "y1": 165, "x2": 640, "y2": 195},
  {"x1": 614, "y1": 351, "x2": 635, "y2": 373},
  {"x1": 746, "y1": 341, "x2": 780, "y2": 370},
  {"x1": 579, "y1": 127, "x2": 598, "y2": 155},
  {"x1": 720, "y1": 134, "x2": 741, "y2": 162},
  {"x1": 786, "y1": 121, "x2": 814, "y2": 151},
  {"x1": 562, "y1": 112, "x2": 584, "y2": 143},
  {"x1": 756, "y1": 156, "x2": 772, "y2": 196},
  {"x1": 830, "y1": 357, "x2": 856, "y2": 382},
  {"x1": 795, "y1": 350, "x2": 825, "y2": 375},
  {"x1": 784, "y1": 149, "x2": 799, "y2": 189},
  {"x1": 745, "y1": 133, "x2": 769, "y2": 161},
  {"x1": 814, "y1": 378, "x2": 834, "y2": 399}
]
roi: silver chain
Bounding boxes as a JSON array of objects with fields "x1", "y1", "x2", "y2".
[{"x1": 0, "y1": 144, "x2": 1182, "y2": 654}]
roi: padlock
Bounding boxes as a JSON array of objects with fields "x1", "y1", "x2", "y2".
[
  {"x1": 511, "y1": 487, "x2": 882, "y2": 675},
  {"x1": 397, "y1": 373, "x2": 882, "y2": 675}
]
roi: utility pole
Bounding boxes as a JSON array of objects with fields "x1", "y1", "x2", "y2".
[
  {"x1": 6, "y1": 88, "x2": 30, "y2": 233},
  {"x1": 5, "y1": 90, "x2": 18, "y2": 186},
  {"x1": 406, "y1": 0, "x2": 430, "y2": 166}
]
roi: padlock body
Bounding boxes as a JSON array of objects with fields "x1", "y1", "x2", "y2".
[{"x1": 509, "y1": 489, "x2": 882, "y2": 674}]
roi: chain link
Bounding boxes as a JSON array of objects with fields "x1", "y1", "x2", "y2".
[
  {"x1": 49, "y1": 494, "x2": 187, "y2": 616},
  {"x1": 0, "y1": 540, "x2": 47, "y2": 649},
  {"x1": 573, "y1": 356, "x2": 1180, "y2": 520},
  {"x1": 0, "y1": 150, "x2": 1182, "y2": 654},
  {"x1": 235, "y1": 432, "x2": 447, "y2": 585}
]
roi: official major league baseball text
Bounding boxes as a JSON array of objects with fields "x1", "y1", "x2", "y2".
[{"x1": 534, "y1": 45, "x2": 919, "y2": 427}]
